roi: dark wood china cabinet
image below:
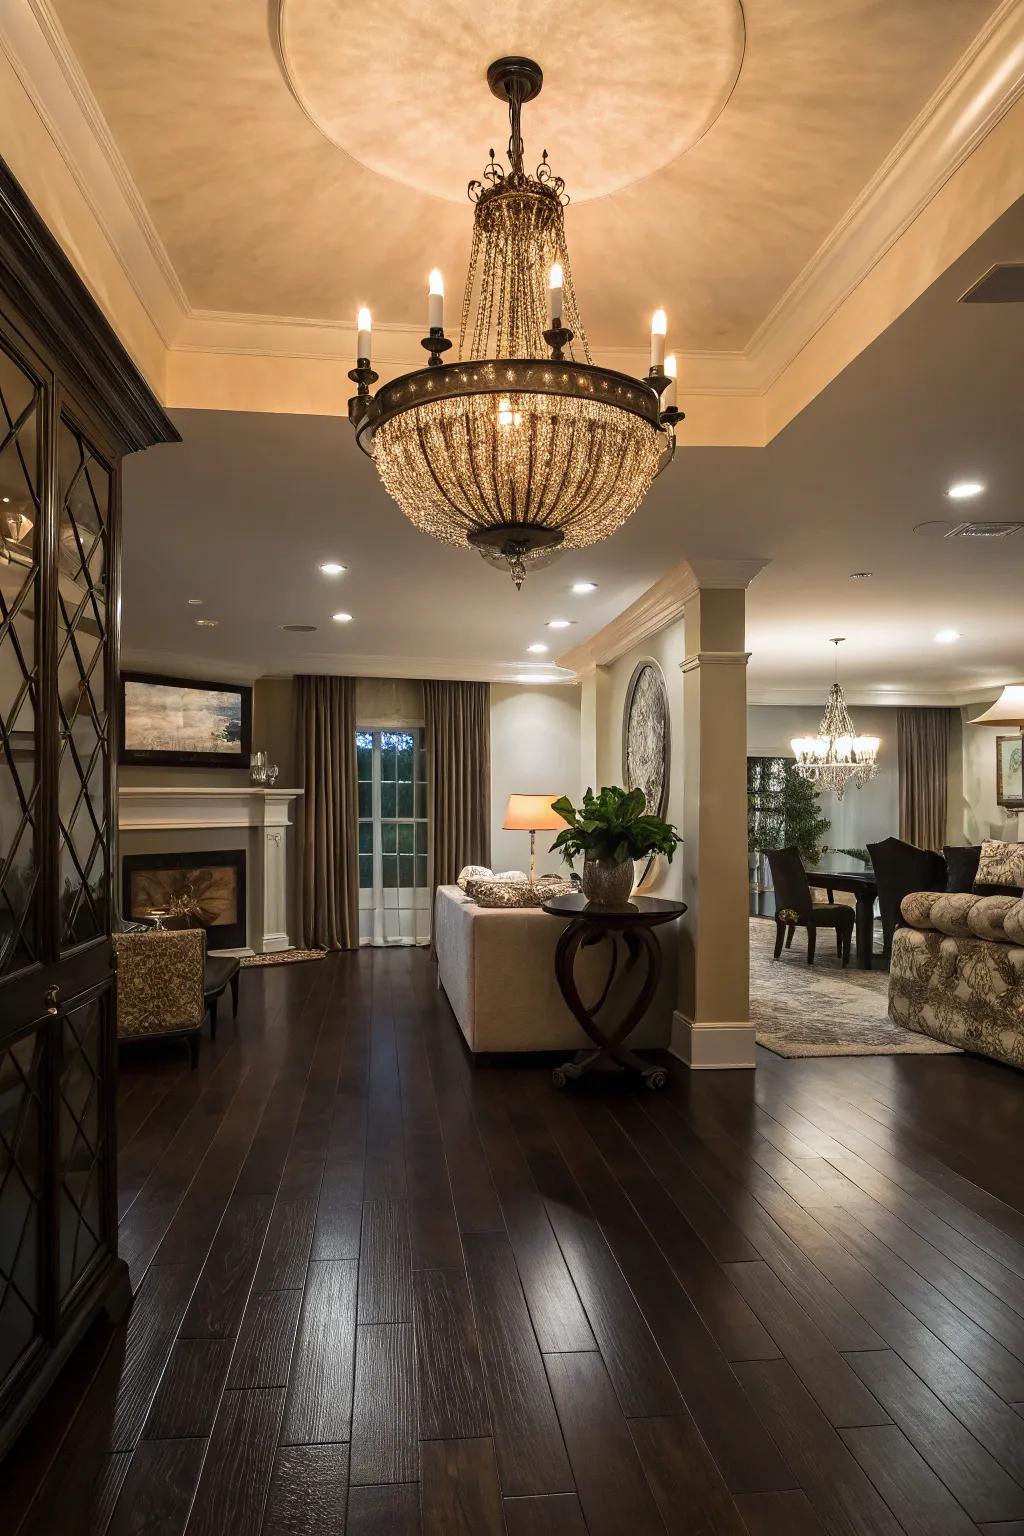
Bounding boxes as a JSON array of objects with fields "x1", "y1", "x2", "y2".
[{"x1": 0, "y1": 160, "x2": 177, "y2": 1458}]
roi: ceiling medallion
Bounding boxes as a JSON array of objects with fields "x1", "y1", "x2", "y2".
[
  {"x1": 791, "y1": 639, "x2": 880, "y2": 801},
  {"x1": 347, "y1": 57, "x2": 683, "y2": 588}
]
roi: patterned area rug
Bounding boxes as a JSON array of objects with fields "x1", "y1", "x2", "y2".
[
  {"x1": 750, "y1": 918, "x2": 960, "y2": 1058},
  {"x1": 240, "y1": 949, "x2": 326, "y2": 968}
]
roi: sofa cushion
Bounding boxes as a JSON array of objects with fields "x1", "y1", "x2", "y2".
[
  {"x1": 900, "y1": 890, "x2": 945, "y2": 930},
  {"x1": 974, "y1": 839, "x2": 1024, "y2": 896},
  {"x1": 1005, "y1": 900, "x2": 1024, "y2": 946},
  {"x1": 928, "y1": 892, "x2": 982, "y2": 939},
  {"x1": 944, "y1": 844, "x2": 981, "y2": 893},
  {"x1": 966, "y1": 895, "x2": 1022, "y2": 944}
]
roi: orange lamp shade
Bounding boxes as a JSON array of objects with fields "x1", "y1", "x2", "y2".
[{"x1": 502, "y1": 794, "x2": 566, "y2": 832}]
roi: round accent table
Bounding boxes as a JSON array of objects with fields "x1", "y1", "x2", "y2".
[{"x1": 541, "y1": 893, "x2": 687, "y2": 1090}]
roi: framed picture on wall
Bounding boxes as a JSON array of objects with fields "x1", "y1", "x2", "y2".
[
  {"x1": 996, "y1": 734, "x2": 1024, "y2": 809},
  {"x1": 120, "y1": 672, "x2": 252, "y2": 769}
]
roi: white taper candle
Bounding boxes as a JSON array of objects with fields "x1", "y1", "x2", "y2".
[
  {"x1": 663, "y1": 352, "x2": 677, "y2": 411},
  {"x1": 357, "y1": 307, "x2": 372, "y2": 362},
  {"x1": 428, "y1": 270, "x2": 444, "y2": 332},
  {"x1": 651, "y1": 309, "x2": 667, "y2": 368},
  {"x1": 548, "y1": 262, "x2": 564, "y2": 327}
]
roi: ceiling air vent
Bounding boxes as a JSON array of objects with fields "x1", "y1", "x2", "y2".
[
  {"x1": 959, "y1": 264, "x2": 1024, "y2": 303},
  {"x1": 945, "y1": 521, "x2": 1024, "y2": 540}
]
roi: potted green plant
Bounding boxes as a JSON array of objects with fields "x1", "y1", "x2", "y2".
[{"x1": 549, "y1": 786, "x2": 681, "y2": 906}]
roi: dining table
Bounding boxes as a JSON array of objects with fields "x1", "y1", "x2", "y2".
[{"x1": 805, "y1": 867, "x2": 878, "y2": 969}]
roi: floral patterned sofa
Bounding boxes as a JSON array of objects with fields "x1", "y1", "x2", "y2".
[{"x1": 888, "y1": 891, "x2": 1024, "y2": 1069}]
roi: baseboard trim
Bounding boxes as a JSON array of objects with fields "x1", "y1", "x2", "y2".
[{"x1": 670, "y1": 1011, "x2": 756, "y2": 1070}]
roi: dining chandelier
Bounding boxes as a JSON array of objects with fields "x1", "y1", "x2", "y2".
[
  {"x1": 347, "y1": 56, "x2": 683, "y2": 588},
  {"x1": 791, "y1": 639, "x2": 880, "y2": 800}
]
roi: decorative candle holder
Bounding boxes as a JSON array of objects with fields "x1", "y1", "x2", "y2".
[
  {"x1": 347, "y1": 358, "x2": 379, "y2": 425},
  {"x1": 421, "y1": 329, "x2": 453, "y2": 368},
  {"x1": 542, "y1": 324, "x2": 574, "y2": 363}
]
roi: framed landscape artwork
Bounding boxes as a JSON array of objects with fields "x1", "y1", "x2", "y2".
[
  {"x1": 996, "y1": 734, "x2": 1024, "y2": 809},
  {"x1": 120, "y1": 672, "x2": 252, "y2": 769}
]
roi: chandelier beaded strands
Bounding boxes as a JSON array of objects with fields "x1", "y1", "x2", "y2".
[
  {"x1": 347, "y1": 57, "x2": 683, "y2": 588},
  {"x1": 791, "y1": 639, "x2": 880, "y2": 800}
]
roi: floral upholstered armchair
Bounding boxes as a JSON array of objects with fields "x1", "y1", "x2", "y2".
[{"x1": 112, "y1": 927, "x2": 206, "y2": 1066}]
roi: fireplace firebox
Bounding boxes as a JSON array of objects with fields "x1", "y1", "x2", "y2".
[{"x1": 121, "y1": 849, "x2": 247, "y2": 951}]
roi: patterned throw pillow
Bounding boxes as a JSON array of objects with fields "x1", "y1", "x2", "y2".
[
  {"x1": 466, "y1": 876, "x2": 575, "y2": 908},
  {"x1": 457, "y1": 865, "x2": 492, "y2": 891},
  {"x1": 974, "y1": 840, "x2": 1024, "y2": 896}
]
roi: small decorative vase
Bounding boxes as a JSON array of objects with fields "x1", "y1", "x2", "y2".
[{"x1": 581, "y1": 856, "x2": 635, "y2": 907}]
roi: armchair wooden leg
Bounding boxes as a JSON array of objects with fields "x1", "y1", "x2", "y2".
[
  {"x1": 230, "y1": 972, "x2": 239, "y2": 1018},
  {"x1": 773, "y1": 921, "x2": 785, "y2": 960},
  {"x1": 785, "y1": 924, "x2": 796, "y2": 949},
  {"x1": 209, "y1": 995, "x2": 218, "y2": 1041},
  {"x1": 835, "y1": 927, "x2": 842, "y2": 957},
  {"x1": 842, "y1": 926, "x2": 852, "y2": 967},
  {"x1": 807, "y1": 926, "x2": 817, "y2": 965}
]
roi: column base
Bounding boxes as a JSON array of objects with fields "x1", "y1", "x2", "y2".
[
  {"x1": 670, "y1": 1011, "x2": 756, "y2": 1070},
  {"x1": 260, "y1": 932, "x2": 292, "y2": 954}
]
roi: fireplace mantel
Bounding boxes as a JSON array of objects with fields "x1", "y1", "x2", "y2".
[{"x1": 118, "y1": 786, "x2": 303, "y2": 954}]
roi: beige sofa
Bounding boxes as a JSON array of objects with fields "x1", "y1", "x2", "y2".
[
  {"x1": 433, "y1": 884, "x2": 677, "y2": 1054},
  {"x1": 888, "y1": 891, "x2": 1024, "y2": 1069}
]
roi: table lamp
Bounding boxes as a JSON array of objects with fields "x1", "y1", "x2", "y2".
[{"x1": 503, "y1": 794, "x2": 566, "y2": 883}]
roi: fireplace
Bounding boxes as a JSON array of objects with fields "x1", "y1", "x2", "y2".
[{"x1": 122, "y1": 849, "x2": 247, "y2": 951}]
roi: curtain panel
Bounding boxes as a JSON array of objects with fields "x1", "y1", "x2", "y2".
[
  {"x1": 897, "y1": 707, "x2": 951, "y2": 852},
  {"x1": 423, "y1": 680, "x2": 491, "y2": 894},
  {"x1": 297, "y1": 675, "x2": 360, "y2": 950}
]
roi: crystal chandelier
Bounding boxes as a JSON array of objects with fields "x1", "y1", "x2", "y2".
[
  {"x1": 347, "y1": 57, "x2": 682, "y2": 588},
  {"x1": 791, "y1": 639, "x2": 880, "y2": 800}
]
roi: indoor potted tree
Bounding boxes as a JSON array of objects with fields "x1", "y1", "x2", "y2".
[{"x1": 549, "y1": 786, "x2": 681, "y2": 906}]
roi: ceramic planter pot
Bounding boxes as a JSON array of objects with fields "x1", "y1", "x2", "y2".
[{"x1": 581, "y1": 856, "x2": 635, "y2": 907}]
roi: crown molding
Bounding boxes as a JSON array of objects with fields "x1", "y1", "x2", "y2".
[
  {"x1": 558, "y1": 558, "x2": 766, "y2": 676},
  {"x1": 4, "y1": 0, "x2": 1022, "y2": 413},
  {"x1": 680, "y1": 651, "x2": 752, "y2": 673},
  {"x1": 747, "y1": 683, "x2": 1003, "y2": 709},
  {"x1": 122, "y1": 646, "x2": 578, "y2": 686}
]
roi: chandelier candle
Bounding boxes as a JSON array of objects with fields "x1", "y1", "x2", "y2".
[
  {"x1": 428, "y1": 270, "x2": 444, "y2": 332},
  {"x1": 663, "y1": 353, "x2": 677, "y2": 413},
  {"x1": 356, "y1": 307, "x2": 372, "y2": 363},
  {"x1": 347, "y1": 56, "x2": 682, "y2": 588}
]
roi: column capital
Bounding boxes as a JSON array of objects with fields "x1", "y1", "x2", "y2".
[{"x1": 680, "y1": 650, "x2": 752, "y2": 674}]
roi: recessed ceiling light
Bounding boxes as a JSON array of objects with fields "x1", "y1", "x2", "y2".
[
  {"x1": 319, "y1": 561, "x2": 347, "y2": 576},
  {"x1": 1, "y1": 496, "x2": 10, "y2": 504},
  {"x1": 849, "y1": 571, "x2": 873, "y2": 580},
  {"x1": 187, "y1": 597, "x2": 203, "y2": 605},
  {"x1": 934, "y1": 628, "x2": 961, "y2": 644},
  {"x1": 194, "y1": 618, "x2": 219, "y2": 628},
  {"x1": 571, "y1": 581, "x2": 597, "y2": 594},
  {"x1": 281, "y1": 623, "x2": 318, "y2": 633},
  {"x1": 546, "y1": 619, "x2": 574, "y2": 629},
  {"x1": 331, "y1": 611, "x2": 353, "y2": 623},
  {"x1": 947, "y1": 481, "x2": 985, "y2": 500},
  {"x1": 527, "y1": 642, "x2": 549, "y2": 654}
]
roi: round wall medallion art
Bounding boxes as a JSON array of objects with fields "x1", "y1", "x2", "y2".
[{"x1": 622, "y1": 657, "x2": 670, "y2": 888}]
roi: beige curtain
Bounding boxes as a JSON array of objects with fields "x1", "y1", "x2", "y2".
[
  {"x1": 897, "y1": 708, "x2": 951, "y2": 851},
  {"x1": 424, "y1": 680, "x2": 491, "y2": 891},
  {"x1": 297, "y1": 675, "x2": 359, "y2": 950}
]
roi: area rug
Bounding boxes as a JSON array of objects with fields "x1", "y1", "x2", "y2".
[
  {"x1": 749, "y1": 918, "x2": 960, "y2": 1058},
  {"x1": 240, "y1": 948, "x2": 326, "y2": 968}
]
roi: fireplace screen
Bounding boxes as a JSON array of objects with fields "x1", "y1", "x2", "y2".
[{"x1": 121, "y1": 850, "x2": 246, "y2": 951}]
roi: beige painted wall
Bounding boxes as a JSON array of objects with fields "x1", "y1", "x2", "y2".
[
  {"x1": 594, "y1": 620, "x2": 686, "y2": 901},
  {"x1": 490, "y1": 684, "x2": 582, "y2": 877},
  {"x1": 959, "y1": 703, "x2": 1022, "y2": 844}
]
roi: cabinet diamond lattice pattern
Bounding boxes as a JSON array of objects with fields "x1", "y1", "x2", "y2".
[
  {"x1": 57, "y1": 419, "x2": 111, "y2": 951},
  {"x1": 0, "y1": 343, "x2": 42, "y2": 976},
  {"x1": 58, "y1": 999, "x2": 105, "y2": 1302},
  {"x1": 0, "y1": 1031, "x2": 44, "y2": 1383}
]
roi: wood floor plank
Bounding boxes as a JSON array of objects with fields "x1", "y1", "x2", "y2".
[
  {"x1": 110, "y1": 1263, "x2": 196, "y2": 1451},
  {"x1": 732, "y1": 1490, "x2": 828, "y2": 1535},
  {"x1": 311, "y1": 1192, "x2": 362, "y2": 1262},
  {"x1": 462, "y1": 1231, "x2": 573, "y2": 1496},
  {"x1": 261, "y1": 1444, "x2": 349, "y2": 1536},
  {"x1": 106, "y1": 1439, "x2": 206, "y2": 1536},
  {"x1": 349, "y1": 1324, "x2": 418, "y2": 1485},
  {"x1": 358, "y1": 1200, "x2": 412, "y2": 1323},
  {"x1": 251, "y1": 1197, "x2": 318, "y2": 1292},
  {"x1": 142, "y1": 1338, "x2": 232, "y2": 1440},
  {"x1": 346, "y1": 1482, "x2": 421, "y2": 1536},
  {"x1": 413, "y1": 1268, "x2": 490, "y2": 1441},
  {"x1": 542, "y1": 1352, "x2": 666, "y2": 1536},
  {"x1": 281, "y1": 1260, "x2": 358, "y2": 1445},
  {"x1": 840, "y1": 1423, "x2": 980, "y2": 1535},
  {"x1": 408, "y1": 1198, "x2": 464, "y2": 1270},
  {"x1": 178, "y1": 1195, "x2": 273, "y2": 1339},
  {"x1": 420, "y1": 1437, "x2": 506, "y2": 1536},
  {"x1": 725, "y1": 1259, "x2": 891, "y2": 1426},
  {"x1": 501, "y1": 1494, "x2": 588, "y2": 1535},
  {"x1": 629, "y1": 1414, "x2": 749, "y2": 1536},
  {"x1": 183, "y1": 1388, "x2": 284, "y2": 1536},
  {"x1": 845, "y1": 1349, "x2": 1024, "y2": 1523},
  {"x1": 226, "y1": 1289, "x2": 302, "y2": 1389},
  {"x1": 734, "y1": 1359, "x2": 903, "y2": 1536}
]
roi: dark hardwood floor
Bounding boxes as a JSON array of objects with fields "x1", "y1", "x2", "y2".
[{"x1": 5, "y1": 947, "x2": 1024, "y2": 1535}]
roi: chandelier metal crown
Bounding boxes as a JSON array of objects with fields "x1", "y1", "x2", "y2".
[
  {"x1": 347, "y1": 57, "x2": 682, "y2": 588},
  {"x1": 791, "y1": 639, "x2": 880, "y2": 800}
]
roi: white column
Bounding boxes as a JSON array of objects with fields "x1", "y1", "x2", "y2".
[
  {"x1": 252, "y1": 790, "x2": 297, "y2": 953},
  {"x1": 672, "y1": 587, "x2": 755, "y2": 1069},
  {"x1": 577, "y1": 664, "x2": 609, "y2": 794}
]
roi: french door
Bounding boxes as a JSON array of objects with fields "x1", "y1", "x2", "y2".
[{"x1": 356, "y1": 728, "x2": 429, "y2": 945}]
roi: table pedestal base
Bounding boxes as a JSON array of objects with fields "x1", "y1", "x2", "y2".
[{"x1": 550, "y1": 920, "x2": 667, "y2": 1090}]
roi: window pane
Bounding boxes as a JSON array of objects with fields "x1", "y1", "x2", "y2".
[
  {"x1": 397, "y1": 781, "x2": 413, "y2": 817},
  {"x1": 415, "y1": 822, "x2": 427, "y2": 856},
  {"x1": 358, "y1": 780, "x2": 372, "y2": 818},
  {"x1": 397, "y1": 740, "x2": 413, "y2": 782},
  {"x1": 416, "y1": 854, "x2": 428, "y2": 889},
  {"x1": 359, "y1": 854, "x2": 372, "y2": 889},
  {"x1": 397, "y1": 823, "x2": 413, "y2": 854},
  {"x1": 356, "y1": 733, "x2": 372, "y2": 778},
  {"x1": 382, "y1": 854, "x2": 397, "y2": 889},
  {"x1": 399, "y1": 855, "x2": 414, "y2": 888},
  {"x1": 414, "y1": 779, "x2": 426, "y2": 819},
  {"x1": 380, "y1": 782, "x2": 396, "y2": 817},
  {"x1": 358, "y1": 821, "x2": 372, "y2": 854},
  {"x1": 380, "y1": 742, "x2": 396, "y2": 781},
  {"x1": 381, "y1": 823, "x2": 397, "y2": 854}
]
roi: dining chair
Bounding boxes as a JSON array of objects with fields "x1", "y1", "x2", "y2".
[{"x1": 766, "y1": 845, "x2": 854, "y2": 966}]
